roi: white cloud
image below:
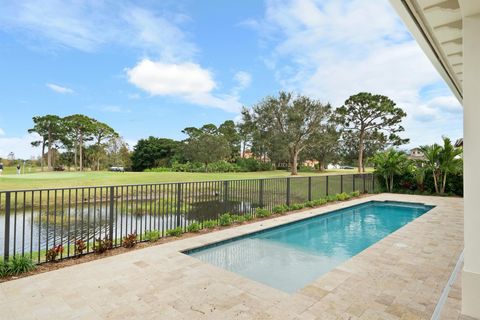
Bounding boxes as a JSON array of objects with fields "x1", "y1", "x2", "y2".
[
  {"x1": 46, "y1": 83, "x2": 74, "y2": 94},
  {"x1": 0, "y1": 1, "x2": 196, "y2": 60},
  {"x1": 245, "y1": 0, "x2": 462, "y2": 147},
  {"x1": 0, "y1": 128, "x2": 5, "y2": 136},
  {"x1": 101, "y1": 105, "x2": 131, "y2": 113},
  {"x1": 234, "y1": 71, "x2": 252, "y2": 89},
  {"x1": 126, "y1": 59, "x2": 243, "y2": 112},
  {"x1": 0, "y1": 133, "x2": 41, "y2": 159}
]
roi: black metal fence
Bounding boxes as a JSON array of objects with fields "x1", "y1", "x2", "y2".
[{"x1": 0, "y1": 173, "x2": 376, "y2": 263}]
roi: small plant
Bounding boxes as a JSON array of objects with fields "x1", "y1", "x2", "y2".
[
  {"x1": 231, "y1": 214, "x2": 246, "y2": 223},
  {"x1": 166, "y1": 227, "x2": 183, "y2": 237},
  {"x1": 8, "y1": 256, "x2": 36, "y2": 275},
  {"x1": 122, "y1": 233, "x2": 137, "y2": 248},
  {"x1": 243, "y1": 213, "x2": 254, "y2": 221},
  {"x1": 350, "y1": 190, "x2": 360, "y2": 197},
  {"x1": 0, "y1": 260, "x2": 10, "y2": 277},
  {"x1": 187, "y1": 222, "x2": 201, "y2": 233},
  {"x1": 46, "y1": 245, "x2": 64, "y2": 262},
  {"x1": 272, "y1": 204, "x2": 288, "y2": 214},
  {"x1": 203, "y1": 219, "x2": 218, "y2": 229},
  {"x1": 74, "y1": 239, "x2": 87, "y2": 255},
  {"x1": 144, "y1": 230, "x2": 161, "y2": 242},
  {"x1": 219, "y1": 213, "x2": 233, "y2": 226},
  {"x1": 312, "y1": 198, "x2": 327, "y2": 206},
  {"x1": 289, "y1": 203, "x2": 305, "y2": 211},
  {"x1": 335, "y1": 192, "x2": 351, "y2": 201},
  {"x1": 326, "y1": 195, "x2": 337, "y2": 202},
  {"x1": 93, "y1": 237, "x2": 112, "y2": 254},
  {"x1": 255, "y1": 208, "x2": 271, "y2": 218}
]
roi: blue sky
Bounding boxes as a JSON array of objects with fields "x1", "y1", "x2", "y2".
[{"x1": 0, "y1": 0, "x2": 463, "y2": 159}]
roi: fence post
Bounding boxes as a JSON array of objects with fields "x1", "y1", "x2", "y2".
[
  {"x1": 372, "y1": 174, "x2": 375, "y2": 192},
  {"x1": 3, "y1": 192, "x2": 10, "y2": 262},
  {"x1": 286, "y1": 178, "x2": 291, "y2": 206},
  {"x1": 353, "y1": 174, "x2": 356, "y2": 192},
  {"x1": 340, "y1": 175, "x2": 343, "y2": 193},
  {"x1": 326, "y1": 176, "x2": 329, "y2": 196},
  {"x1": 224, "y1": 180, "x2": 229, "y2": 212},
  {"x1": 308, "y1": 177, "x2": 312, "y2": 201},
  {"x1": 109, "y1": 187, "x2": 114, "y2": 241},
  {"x1": 259, "y1": 179, "x2": 264, "y2": 208},
  {"x1": 363, "y1": 174, "x2": 366, "y2": 193},
  {"x1": 176, "y1": 183, "x2": 182, "y2": 228}
]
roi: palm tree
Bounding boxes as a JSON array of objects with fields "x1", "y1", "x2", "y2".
[
  {"x1": 371, "y1": 149, "x2": 409, "y2": 192},
  {"x1": 419, "y1": 144, "x2": 442, "y2": 193},
  {"x1": 438, "y1": 137, "x2": 462, "y2": 194}
]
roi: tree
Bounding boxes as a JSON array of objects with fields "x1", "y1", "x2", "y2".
[
  {"x1": 421, "y1": 137, "x2": 462, "y2": 194},
  {"x1": 218, "y1": 120, "x2": 241, "y2": 161},
  {"x1": 419, "y1": 144, "x2": 442, "y2": 193},
  {"x1": 131, "y1": 137, "x2": 180, "y2": 171},
  {"x1": 336, "y1": 92, "x2": 408, "y2": 172},
  {"x1": 244, "y1": 92, "x2": 331, "y2": 175},
  {"x1": 371, "y1": 149, "x2": 409, "y2": 192},
  {"x1": 63, "y1": 114, "x2": 96, "y2": 171},
  {"x1": 28, "y1": 115, "x2": 64, "y2": 171},
  {"x1": 182, "y1": 131, "x2": 230, "y2": 171},
  {"x1": 438, "y1": 137, "x2": 462, "y2": 193},
  {"x1": 91, "y1": 121, "x2": 118, "y2": 171},
  {"x1": 302, "y1": 123, "x2": 340, "y2": 171}
]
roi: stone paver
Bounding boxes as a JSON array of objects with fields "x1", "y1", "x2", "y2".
[{"x1": 0, "y1": 194, "x2": 464, "y2": 320}]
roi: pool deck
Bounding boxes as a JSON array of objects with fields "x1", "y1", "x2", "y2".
[{"x1": 0, "y1": 194, "x2": 464, "y2": 320}]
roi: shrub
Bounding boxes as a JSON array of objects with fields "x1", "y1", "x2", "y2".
[
  {"x1": 255, "y1": 208, "x2": 271, "y2": 218},
  {"x1": 144, "y1": 230, "x2": 161, "y2": 242},
  {"x1": 305, "y1": 201, "x2": 316, "y2": 208},
  {"x1": 326, "y1": 195, "x2": 337, "y2": 202},
  {"x1": 243, "y1": 213, "x2": 254, "y2": 221},
  {"x1": 203, "y1": 219, "x2": 218, "y2": 229},
  {"x1": 187, "y1": 222, "x2": 201, "y2": 233},
  {"x1": 144, "y1": 167, "x2": 172, "y2": 172},
  {"x1": 350, "y1": 191, "x2": 360, "y2": 197},
  {"x1": 235, "y1": 158, "x2": 275, "y2": 172},
  {"x1": 166, "y1": 227, "x2": 183, "y2": 237},
  {"x1": 231, "y1": 214, "x2": 246, "y2": 223},
  {"x1": 46, "y1": 245, "x2": 64, "y2": 262},
  {"x1": 219, "y1": 213, "x2": 233, "y2": 226},
  {"x1": 74, "y1": 239, "x2": 87, "y2": 255},
  {"x1": 122, "y1": 233, "x2": 138, "y2": 248},
  {"x1": 312, "y1": 198, "x2": 327, "y2": 206},
  {"x1": 0, "y1": 260, "x2": 10, "y2": 277},
  {"x1": 289, "y1": 203, "x2": 305, "y2": 210},
  {"x1": 335, "y1": 193, "x2": 351, "y2": 201},
  {"x1": 93, "y1": 237, "x2": 112, "y2": 254},
  {"x1": 8, "y1": 256, "x2": 36, "y2": 275},
  {"x1": 272, "y1": 204, "x2": 289, "y2": 214}
]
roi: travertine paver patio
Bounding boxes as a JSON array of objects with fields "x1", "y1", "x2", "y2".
[{"x1": 0, "y1": 194, "x2": 463, "y2": 320}]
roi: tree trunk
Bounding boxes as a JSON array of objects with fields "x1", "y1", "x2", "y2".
[
  {"x1": 442, "y1": 173, "x2": 447, "y2": 194},
  {"x1": 318, "y1": 160, "x2": 324, "y2": 172},
  {"x1": 47, "y1": 129, "x2": 52, "y2": 171},
  {"x1": 432, "y1": 172, "x2": 439, "y2": 193},
  {"x1": 291, "y1": 150, "x2": 299, "y2": 175},
  {"x1": 73, "y1": 139, "x2": 78, "y2": 171},
  {"x1": 41, "y1": 141, "x2": 45, "y2": 172},
  {"x1": 385, "y1": 176, "x2": 389, "y2": 192},
  {"x1": 358, "y1": 130, "x2": 365, "y2": 173},
  {"x1": 390, "y1": 175, "x2": 394, "y2": 192},
  {"x1": 79, "y1": 132, "x2": 83, "y2": 171}
]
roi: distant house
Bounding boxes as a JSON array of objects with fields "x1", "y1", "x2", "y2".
[{"x1": 408, "y1": 148, "x2": 425, "y2": 161}]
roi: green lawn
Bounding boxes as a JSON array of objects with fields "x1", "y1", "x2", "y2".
[{"x1": 0, "y1": 169, "x2": 370, "y2": 191}]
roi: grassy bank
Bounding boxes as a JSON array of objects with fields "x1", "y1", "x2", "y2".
[{"x1": 0, "y1": 169, "x2": 370, "y2": 191}]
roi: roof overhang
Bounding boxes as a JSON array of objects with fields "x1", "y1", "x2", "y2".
[{"x1": 389, "y1": 0, "x2": 470, "y2": 103}]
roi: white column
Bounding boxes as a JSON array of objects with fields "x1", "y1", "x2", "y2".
[{"x1": 462, "y1": 12, "x2": 480, "y2": 320}]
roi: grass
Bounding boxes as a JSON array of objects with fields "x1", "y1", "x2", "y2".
[{"x1": 0, "y1": 169, "x2": 371, "y2": 191}]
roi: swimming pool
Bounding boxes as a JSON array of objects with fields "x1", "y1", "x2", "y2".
[{"x1": 185, "y1": 201, "x2": 434, "y2": 293}]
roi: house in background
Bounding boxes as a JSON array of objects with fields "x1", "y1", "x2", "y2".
[{"x1": 408, "y1": 147, "x2": 425, "y2": 161}]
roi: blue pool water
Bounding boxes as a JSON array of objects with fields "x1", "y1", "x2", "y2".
[{"x1": 185, "y1": 201, "x2": 434, "y2": 293}]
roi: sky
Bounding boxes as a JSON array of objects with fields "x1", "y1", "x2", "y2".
[{"x1": 0, "y1": 0, "x2": 463, "y2": 159}]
